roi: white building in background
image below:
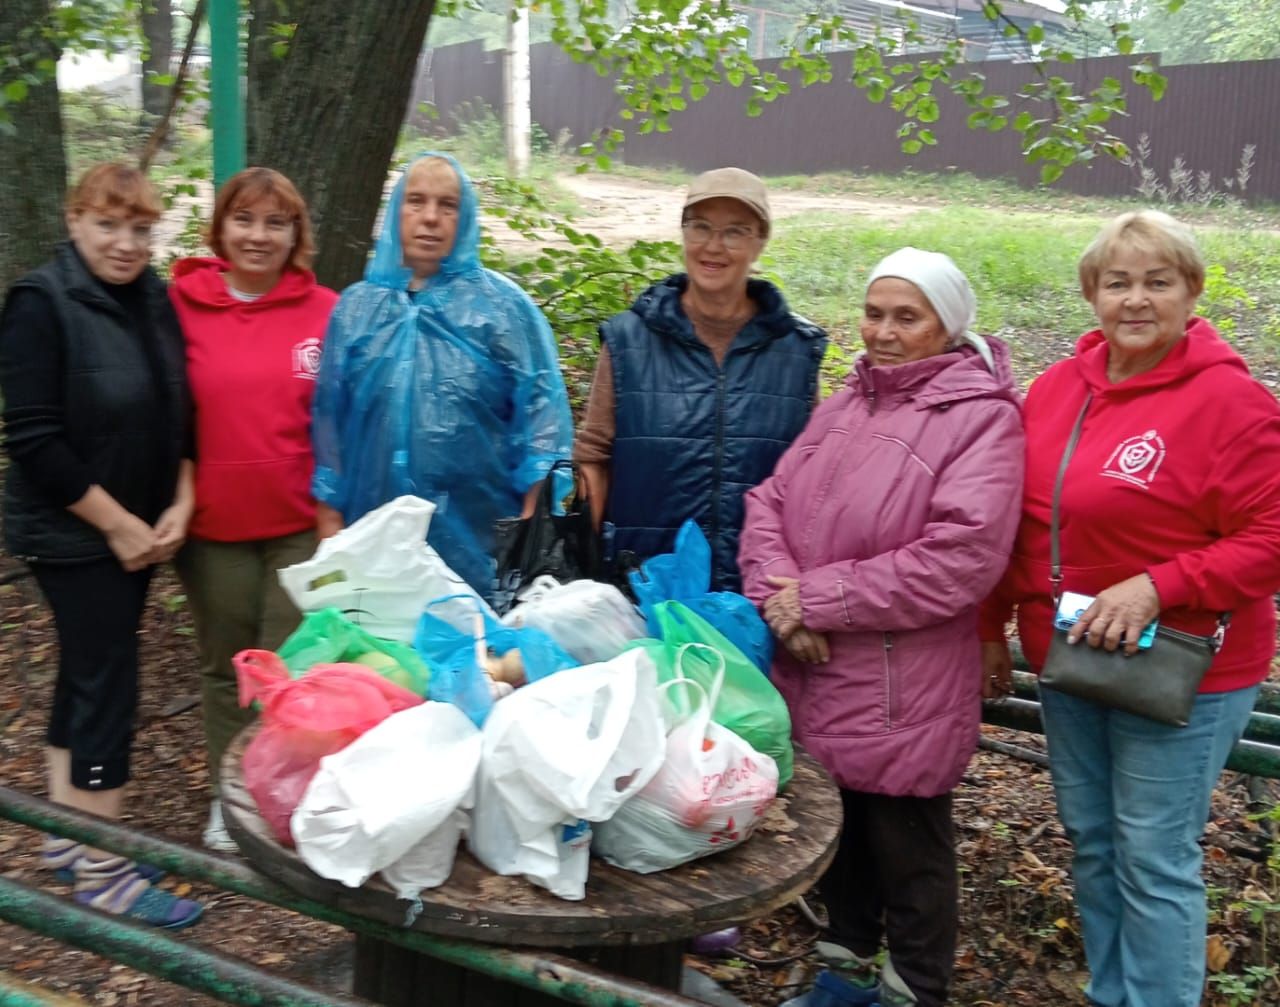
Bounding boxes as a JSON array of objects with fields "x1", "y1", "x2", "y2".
[{"x1": 57, "y1": 49, "x2": 141, "y2": 105}]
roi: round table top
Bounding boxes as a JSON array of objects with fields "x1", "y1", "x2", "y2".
[{"x1": 221, "y1": 725, "x2": 841, "y2": 949}]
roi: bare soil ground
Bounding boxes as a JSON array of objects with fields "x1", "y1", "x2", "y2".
[
  {"x1": 547, "y1": 174, "x2": 925, "y2": 244},
  {"x1": 2, "y1": 172, "x2": 1278, "y2": 1006}
]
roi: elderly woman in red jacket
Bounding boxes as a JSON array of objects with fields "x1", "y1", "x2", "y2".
[
  {"x1": 741, "y1": 247, "x2": 1024, "y2": 1007},
  {"x1": 169, "y1": 168, "x2": 338, "y2": 852},
  {"x1": 981, "y1": 210, "x2": 1280, "y2": 1007}
]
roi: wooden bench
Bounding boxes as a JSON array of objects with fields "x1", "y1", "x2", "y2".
[{"x1": 221, "y1": 729, "x2": 842, "y2": 1007}]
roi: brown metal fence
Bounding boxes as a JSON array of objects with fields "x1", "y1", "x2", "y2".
[{"x1": 415, "y1": 42, "x2": 1280, "y2": 203}]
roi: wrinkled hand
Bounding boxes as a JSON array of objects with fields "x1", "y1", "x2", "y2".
[
  {"x1": 105, "y1": 513, "x2": 162, "y2": 572},
  {"x1": 1066, "y1": 573, "x2": 1161, "y2": 655},
  {"x1": 152, "y1": 500, "x2": 193, "y2": 564},
  {"x1": 784, "y1": 627, "x2": 830, "y2": 665},
  {"x1": 764, "y1": 575, "x2": 805, "y2": 639},
  {"x1": 981, "y1": 640, "x2": 1014, "y2": 700}
]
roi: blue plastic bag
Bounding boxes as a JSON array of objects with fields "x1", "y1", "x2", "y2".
[
  {"x1": 413, "y1": 596, "x2": 577, "y2": 727},
  {"x1": 629, "y1": 520, "x2": 774, "y2": 674}
]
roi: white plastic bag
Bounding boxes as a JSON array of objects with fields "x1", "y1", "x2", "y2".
[
  {"x1": 501, "y1": 577, "x2": 647, "y2": 664},
  {"x1": 593, "y1": 646, "x2": 779, "y2": 873},
  {"x1": 291, "y1": 702, "x2": 482, "y2": 898},
  {"x1": 278, "y1": 495, "x2": 493, "y2": 642},
  {"x1": 468, "y1": 648, "x2": 666, "y2": 899}
]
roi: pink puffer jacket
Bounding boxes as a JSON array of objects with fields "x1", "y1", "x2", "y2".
[{"x1": 740, "y1": 339, "x2": 1024, "y2": 797}]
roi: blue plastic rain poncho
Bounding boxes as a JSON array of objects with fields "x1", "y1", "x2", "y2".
[{"x1": 311, "y1": 152, "x2": 573, "y2": 594}]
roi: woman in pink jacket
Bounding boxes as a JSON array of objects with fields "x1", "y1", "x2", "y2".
[{"x1": 740, "y1": 248, "x2": 1024, "y2": 1007}]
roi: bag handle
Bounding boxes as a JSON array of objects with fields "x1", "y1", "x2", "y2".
[
  {"x1": 673, "y1": 642, "x2": 727, "y2": 713},
  {"x1": 1049, "y1": 394, "x2": 1093, "y2": 607},
  {"x1": 1049, "y1": 393, "x2": 1228, "y2": 640},
  {"x1": 537, "y1": 459, "x2": 588, "y2": 515},
  {"x1": 656, "y1": 675, "x2": 710, "y2": 726}
]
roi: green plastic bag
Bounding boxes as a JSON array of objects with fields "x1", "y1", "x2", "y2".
[
  {"x1": 633, "y1": 601, "x2": 793, "y2": 788},
  {"x1": 277, "y1": 607, "x2": 430, "y2": 697}
]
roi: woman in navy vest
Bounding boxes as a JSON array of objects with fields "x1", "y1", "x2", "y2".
[{"x1": 574, "y1": 167, "x2": 827, "y2": 591}]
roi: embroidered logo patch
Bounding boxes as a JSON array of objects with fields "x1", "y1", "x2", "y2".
[
  {"x1": 1101, "y1": 430, "x2": 1165, "y2": 488},
  {"x1": 292, "y1": 337, "x2": 322, "y2": 381}
]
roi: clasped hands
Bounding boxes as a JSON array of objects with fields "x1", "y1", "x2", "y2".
[
  {"x1": 764, "y1": 575, "x2": 829, "y2": 665},
  {"x1": 107, "y1": 501, "x2": 192, "y2": 572}
]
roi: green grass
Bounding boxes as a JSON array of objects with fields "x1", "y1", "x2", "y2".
[
  {"x1": 758, "y1": 205, "x2": 1280, "y2": 385},
  {"x1": 612, "y1": 159, "x2": 1280, "y2": 231}
]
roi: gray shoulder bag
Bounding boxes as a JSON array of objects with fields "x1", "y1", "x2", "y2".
[{"x1": 1038, "y1": 393, "x2": 1227, "y2": 727}]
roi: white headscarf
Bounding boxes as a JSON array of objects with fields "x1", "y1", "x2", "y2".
[{"x1": 864, "y1": 246, "x2": 994, "y2": 372}]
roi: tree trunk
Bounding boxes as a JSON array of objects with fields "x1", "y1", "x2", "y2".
[
  {"x1": 246, "y1": 1, "x2": 437, "y2": 289},
  {"x1": 140, "y1": 0, "x2": 174, "y2": 119},
  {"x1": 0, "y1": 0, "x2": 67, "y2": 293}
]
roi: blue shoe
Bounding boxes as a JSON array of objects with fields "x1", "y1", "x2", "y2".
[{"x1": 780, "y1": 969, "x2": 881, "y2": 1007}]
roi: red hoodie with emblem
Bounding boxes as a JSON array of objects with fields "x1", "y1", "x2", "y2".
[
  {"x1": 169, "y1": 258, "x2": 338, "y2": 541},
  {"x1": 979, "y1": 316, "x2": 1280, "y2": 693}
]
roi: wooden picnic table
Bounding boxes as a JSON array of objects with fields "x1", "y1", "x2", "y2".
[{"x1": 221, "y1": 727, "x2": 841, "y2": 1007}]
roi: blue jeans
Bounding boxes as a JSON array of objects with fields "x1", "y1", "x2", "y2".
[{"x1": 1040, "y1": 684, "x2": 1259, "y2": 1007}]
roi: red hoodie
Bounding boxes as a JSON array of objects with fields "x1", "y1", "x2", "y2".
[
  {"x1": 980, "y1": 317, "x2": 1280, "y2": 693},
  {"x1": 169, "y1": 258, "x2": 338, "y2": 541}
]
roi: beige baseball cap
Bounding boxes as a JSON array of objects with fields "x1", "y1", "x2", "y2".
[{"x1": 683, "y1": 167, "x2": 771, "y2": 236}]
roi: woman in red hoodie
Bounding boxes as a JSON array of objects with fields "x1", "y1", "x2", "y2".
[
  {"x1": 169, "y1": 168, "x2": 338, "y2": 851},
  {"x1": 981, "y1": 210, "x2": 1280, "y2": 1007}
]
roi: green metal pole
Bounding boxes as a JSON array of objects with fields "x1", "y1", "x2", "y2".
[
  {"x1": 209, "y1": 0, "x2": 245, "y2": 187},
  {"x1": 0, "y1": 788, "x2": 700, "y2": 1007},
  {"x1": 981, "y1": 695, "x2": 1280, "y2": 777},
  {"x1": 0, "y1": 876, "x2": 377, "y2": 1007},
  {"x1": 0, "y1": 971, "x2": 85, "y2": 1007}
]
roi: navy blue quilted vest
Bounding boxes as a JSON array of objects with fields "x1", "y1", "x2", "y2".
[{"x1": 603, "y1": 275, "x2": 826, "y2": 591}]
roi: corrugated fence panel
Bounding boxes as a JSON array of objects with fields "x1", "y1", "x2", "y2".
[{"x1": 417, "y1": 42, "x2": 1280, "y2": 202}]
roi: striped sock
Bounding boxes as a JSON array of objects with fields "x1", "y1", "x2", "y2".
[
  {"x1": 72, "y1": 855, "x2": 150, "y2": 914},
  {"x1": 40, "y1": 836, "x2": 83, "y2": 873}
]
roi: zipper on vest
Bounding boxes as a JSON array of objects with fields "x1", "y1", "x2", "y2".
[
  {"x1": 709, "y1": 368, "x2": 727, "y2": 568},
  {"x1": 882, "y1": 632, "x2": 895, "y2": 728}
]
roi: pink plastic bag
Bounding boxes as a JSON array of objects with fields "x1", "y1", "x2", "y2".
[{"x1": 233, "y1": 650, "x2": 423, "y2": 845}]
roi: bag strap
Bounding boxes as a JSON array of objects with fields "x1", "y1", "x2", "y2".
[
  {"x1": 673, "y1": 642, "x2": 727, "y2": 712},
  {"x1": 1049, "y1": 394, "x2": 1093, "y2": 607},
  {"x1": 538, "y1": 458, "x2": 588, "y2": 515},
  {"x1": 1049, "y1": 392, "x2": 1229, "y2": 639}
]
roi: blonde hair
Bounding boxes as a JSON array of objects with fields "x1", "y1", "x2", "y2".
[
  {"x1": 1078, "y1": 210, "x2": 1205, "y2": 300},
  {"x1": 405, "y1": 156, "x2": 458, "y2": 186},
  {"x1": 66, "y1": 163, "x2": 162, "y2": 221}
]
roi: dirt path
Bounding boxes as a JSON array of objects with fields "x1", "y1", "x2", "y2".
[
  {"x1": 155, "y1": 171, "x2": 926, "y2": 261},
  {"x1": 547, "y1": 173, "x2": 925, "y2": 245}
]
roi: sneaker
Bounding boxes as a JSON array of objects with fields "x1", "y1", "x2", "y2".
[
  {"x1": 779, "y1": 969, "x2": 881, "y2": 1007},
  {"x1": 690, "y1": 926, "x2": 741, "y2": 954},
  {"x1": 202, "y1": 800, "x2": 238, "y2": 853},
  {"x1": 878, "y1": 956, "x2": 918, "y2": 1007},
  {"x1": 73, "y1": 854, "x2": 203, "y2": 930}
]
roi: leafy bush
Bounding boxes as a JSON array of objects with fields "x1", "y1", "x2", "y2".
[{"x1": 472, "y1": 173, "x2": 682, "y2": 408}]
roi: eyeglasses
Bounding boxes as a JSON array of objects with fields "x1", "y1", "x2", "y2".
[{"x1": 681, "y1": 219, "x2": 759, "y2": 250}]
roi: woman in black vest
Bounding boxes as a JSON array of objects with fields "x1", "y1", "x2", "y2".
[
  {"x1": 0, "y1": 163, "x2": 201, "y2": 928},
  {"x1": 574, "y1": 167, "x2": 827, "y2": 591}
]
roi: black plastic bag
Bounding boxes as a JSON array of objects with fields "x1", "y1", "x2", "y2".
[{"x1": 491, "y1": 461, "x2": 602, "y2": 614}]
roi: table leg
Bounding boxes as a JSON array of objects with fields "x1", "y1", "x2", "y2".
[{"x1": 352, "y1": 933, "x2": 684, "y2": 1006}]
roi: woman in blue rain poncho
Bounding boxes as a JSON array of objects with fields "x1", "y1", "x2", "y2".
[{"x1": 311, "y1": 153, "x2": 572, "y2": 593}]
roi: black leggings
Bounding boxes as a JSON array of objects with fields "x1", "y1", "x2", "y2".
[{"x1": 31, "y1": 559, "x2": 153, "y2": 791}]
